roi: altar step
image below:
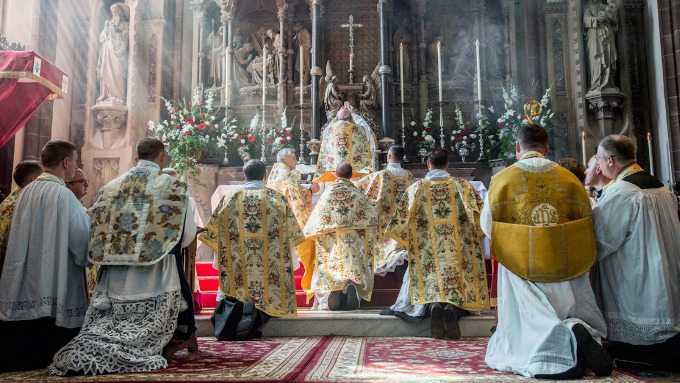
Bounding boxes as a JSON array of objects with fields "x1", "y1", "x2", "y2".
[{"x1": 195, "y1": 309, "x2": 496, "y2": 338}]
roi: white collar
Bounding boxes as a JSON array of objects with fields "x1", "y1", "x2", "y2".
[{"x1": 425, "y1": 169, "x2": 451, "y2": 180}]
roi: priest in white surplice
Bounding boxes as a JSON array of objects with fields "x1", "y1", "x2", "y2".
[
  {"x1": 482, "y1": 125, "x2": 611, "y2": 379},
  {"x1": 592, "y1": 134, "x2": 680, "y2": 370},
  {"x1": 0, "y1": 140, "x2": 90, "y2": 373},
  {"x1": 50, "y1": 138, "x2": 197, "y2": 376}
]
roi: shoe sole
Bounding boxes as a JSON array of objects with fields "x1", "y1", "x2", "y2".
[
  {"x1": 430, "y1": 304, "x2": 445, "y2": 339},
  {"x1": 443, "y1": 306, "x2": 461, "y2": 340},
  {"x1": 328, "y1": 291, "x2": 342, "y2": 311},
  {"x1": 345, "y1": 284, "x2": 360, "y2": 310},
  {"x1": 572, "y1": 323, "x2": 613, "y2": 376}
]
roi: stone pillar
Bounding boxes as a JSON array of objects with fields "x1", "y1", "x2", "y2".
[
  {"x1": 277, "y1": 7, "x2": 287, "y2": 116},
  {"x1": 416, "y1": 0, "x2": 428, "y2": 121},
  {"x1": 308, "y1": 0, "x2": 322, "y2": 164},
  {"x1": 189, "y1": 1, "x2": 206, "y2": 87},
  {"x1": 378, "y1": 0, "x2": 390, "y2": 139},
  {"x1": 225, "y1": 13, "x2": 233, "y2": 108},
  {"x1": 143, "y1": 18, "x2": 167, "y2": 122},
  {"x1": 585, "y1": 91, "x2": 626, "y2": 137},
  {"x1": 221, "y1": 8, "x2": 231, "y2": 108}
]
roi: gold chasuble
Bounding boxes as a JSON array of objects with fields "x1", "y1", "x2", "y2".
[
  {"x1": 315, "y1": 120, "x2": 373, "y2": 178},
  {"x1": 304, "y1": 178, "x2": 379, "y2": 301},
  {"x1": 355, "y1": 169, "x2": 413, "y2": 269},
  {"x1": 89, "y1": 165, "x2": 188, "y2": 265},
  {"x1": 199, "y1": 188, "x2": 306, "y2": 317},
  {"x1": 488, "y1": 152, "x2": 596, "y2": 282},
  {"x1": 385, "y1": 178, "x2": 490, "y2": 310},
  {"x1": 0, "y1": 186, "x2": 22, "y2": 277}
]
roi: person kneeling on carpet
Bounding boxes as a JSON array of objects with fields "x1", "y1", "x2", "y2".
[{"x1": 200, "y1": 160, "x2": 306, "y2": 338}]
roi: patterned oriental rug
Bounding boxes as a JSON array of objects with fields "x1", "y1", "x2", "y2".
[{"x1": 1, "y1": 336, "x2": 677, "y2": 383}]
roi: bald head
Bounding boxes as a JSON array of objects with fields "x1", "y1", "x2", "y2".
[
  {"x1": 336, "y1": 162, "x2": 353, "y2": 179},
  {"x1": 337, "y1": 107, "x2": 352, "y2": 121},
  {"x1": 162, "y1": 167, "x2": 180, "y2": 179}
]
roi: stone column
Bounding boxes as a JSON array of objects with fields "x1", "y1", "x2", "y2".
[
  {"x1": 189, "y1": 1, "x2": 206, "y2": 87},
  {"x1": 308, "y1": 0, "x2": 322, "y2": 164},
  {"x1": 277, "y1": 7, "x2": 287, "y2": 116},
  {"x1": 416, "y1": 0, "x2": 428, "y2": 120},
  {"x1": 378, "y1": 0, "x2": 390, "y2": 139},
  {"x1": 143, "y1": 18, "x2": 167, "y2": 120},
  {"x1": 221, "y1": 8, "x2": 232, "y2": 108}
]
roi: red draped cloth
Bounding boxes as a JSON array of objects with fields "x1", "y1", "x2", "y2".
[{"x1": 0, "y1": 51, "x2": 67, "y2": 148}]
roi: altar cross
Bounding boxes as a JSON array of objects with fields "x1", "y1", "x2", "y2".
[{"x1": 341, "y1": 15, "x2": 362, "y2": 57}]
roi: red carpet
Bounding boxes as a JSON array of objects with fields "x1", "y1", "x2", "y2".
[{"x1": 1, "y1": 336, "x2": 676, "y2": 382}]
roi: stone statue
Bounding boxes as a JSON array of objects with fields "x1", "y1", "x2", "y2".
[
  {"x1": 232, "y1": 26, "x2": 244, "y2": 50},
  {"x1": 206, "y1": 25, "x2": 224, "y2": 85},
  {"x1": 264, "y1": 29, "x2": 281, "y2": 84},
  {"x1": 427, "y1": 36, "x2": 443, "y2": 83},
  {"x1": 247, "y1": 53, "x2": 273, "y2": 86},
  {"x1": 324, "y1": 75, "x2": 343, "y2": 117},
  {"x1": 96, "y1": 3, "x2": 130, "y2": 103},
  {"x1": 359, "y1": 64, "x2": 381, "y2": 118},
  {"x1": 584, "y1": 0, "x2": 618, "y2": 91},
  {"x1": 393, "y1": 18, "x2": 412, "y2": 83},
  {"x1": 487, "y1": 25, "x2": 504, "y2": 79},
  {"x1": 450, "y1": 29, "x2": 474, "y2": 79},
  {"x1": 233, "y1": 42, "x2": 255, "y2": 87},
  {"x1": 293, "y1": 24, "x2": 311, "y2": 85}
]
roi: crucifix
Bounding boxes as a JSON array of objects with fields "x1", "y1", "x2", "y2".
[{"x1": 341, "y1": 15, "x2": 362, "y2": 84}]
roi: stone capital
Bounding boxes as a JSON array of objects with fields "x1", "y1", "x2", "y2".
[
  {"x1": 379, "y1": 65, "x2": 391, "y2": 75},
  {"x1": 189, "y1": 0, "x2": 205, "y2": 13},
  {"x1": 310, "y1": 66, "x2": 323, "y2": 76}
]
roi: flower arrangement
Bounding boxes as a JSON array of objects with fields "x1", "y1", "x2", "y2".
[
  {"x1": 411, "y1": 108, "x2": 436, "y2": 153},
  {"x1": 226, "y1": 112, "x2": 260, "y2": 161},
  {"x1": 450, "y1": 104, "x2": 477, "y2": 161},
  {"x1": 265, "y1": 108, "x2": 295, "y2": 154},
  {"x1": 478, "y1": 82, "x2": 554, "y2": 160},
  {"x1": 148, "y1": 87, "x2": 230, "y2": 182}
]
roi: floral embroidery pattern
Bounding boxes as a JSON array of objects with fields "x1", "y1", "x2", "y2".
[
  {"x1": 0, "y1": 187, "x2": 21, "y2": 263},
  {"x1": 385, "y1": 178, "x2": 489, "y2": 311},
  {"x1": 316, "y1": 120, "x2": 373, "y2": 177},
  {"x1": 267, "y1": 163, "x2": 312, "y2": 228},
  {"x1": 199, "y1": 188, "x2": 305, "y2": 317},
  {"x1": 89, "y1": 167, "x2": 187, "y2": 265}
]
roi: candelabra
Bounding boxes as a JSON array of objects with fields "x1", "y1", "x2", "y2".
[
  {"x1": 400, "y1": 103, "x2": 409, "y2": 162},
  {"x1": 439, "y1": 102, "x2": 445, "y2": 149},
  {"x1": 298, "y1": 107, "x2": 307, "y2": 164}
]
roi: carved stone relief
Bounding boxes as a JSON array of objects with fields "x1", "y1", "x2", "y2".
[{"x1": 552, "y1": 18, "x2": 566, "y2": 92}]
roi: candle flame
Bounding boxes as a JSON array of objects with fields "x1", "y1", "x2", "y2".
[
  {"x1": 647, "y1": 132, "x2": 652, "y2": 139},
  {"x1": 582, "y1": 131, "x2": 585, "y2": 138},
  {"x1": 476, "y1": 39, "x2": 479, "y2": 43},
  {"x1": 400, "y1": 42, "x2": 403, "y2": 47}
]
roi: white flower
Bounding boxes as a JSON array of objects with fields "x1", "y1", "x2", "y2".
[
  {"x1": 463, "y1": 136, "x2": 468, "y2": 140},
  {"x1": 232, "y1": 133, "x2": 239, "y2": 140},
  {"x1": 410, "y1": 121, "x2": 416, "y2": 127},
  {"x1": 181, "y1": 125, "x2": 192, "y2": 134},
  {"x1": 275, "y1": 137, "x2": 283, "y2": 144},
  {"x1": 413, "y1": 131, "x2": 418, "y2": 137},
  {"x1": 250, "y1": 113, "x2": 259, "y2": 130},
  {"x1": 423, "y1": 122, "x2": 429, "y2": 128},
  {"x1": 240, "y1": 139, "x2": 246, "y2": 144},
  {"x1": 147, "y1": 120, "x2": 155, "y2": 131},
  {"x1": 425, "y1": 135, "x2": 434, "y2": 141},
  {"x1": 217, "y1": 137, "x2": 226, "y2": 148},
  {"x1": 192, "y1": 89, "x2": 200, "y2": 106}
]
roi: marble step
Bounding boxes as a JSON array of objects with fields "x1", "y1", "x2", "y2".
[{"x1": 195, "y1": 309, "x2": 495, "y2": 338}]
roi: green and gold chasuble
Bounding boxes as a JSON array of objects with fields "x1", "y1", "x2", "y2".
[
  {"x1": 314, "y1": 120, "x2": 373, "y2": 178},
  {"x1": 199, "y1": 187, "x2": 306, "y2": 317},
  {"x1": 385, "y1": 177, "x2": 490, "y2": 311},
  {"x1": 304, "y1": 178, "x2": 379, "y2": 301},
  {"x1": 89, "y1": 163, "x2": 188, "y2": 265},
  {"x1": 0, "y1": 186, "x2": 22, "y2": 277},
  {"x1": 355, "y1": 169, "x2": 413, "y2": 269},
  {"x1": 488, "y1": 152, "x2": 596, "y2": 282}
]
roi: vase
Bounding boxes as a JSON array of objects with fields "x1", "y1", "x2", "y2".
[
  {"x1": 418, "y1": 148, "x2": 428, "y2": 163},
  {"x1": 456, "y1": 146, "x2": 469, "y2": 162}
]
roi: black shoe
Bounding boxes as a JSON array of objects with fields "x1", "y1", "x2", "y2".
[
  {"x1": 345, "y1": 284, "x2": 360, "y2": 310},
  {"x1": 328, "y1": 291, "x2": 342, "y2": 311},
  {"x1": 535, "y1": 359, "x2": 586, "y2": 380},
  {"x1": 443, "y1": 304, "x2": 461, "y2": 340},
  {"x1": 429, "y1": 303, "x2": 445, "y2": 339},
  {"x1": 572, "y1": 323, "x2": 612, "y2": 376}
]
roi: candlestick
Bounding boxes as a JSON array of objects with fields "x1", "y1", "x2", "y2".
[
  {"x1": 439, "y1": 103, "x2": 445, "y2": 149},
  {"x1": 299, "y1": 45, "x2": 304, "y2": 106},
  {"x1": 349, "y1": 53, "x2": 353, "y2": 71},
  {"x1": 262, "y1": 47, "x2": 267, "y2": 134},
  {"x1": 400, "y1": 43, "x2": 405, "y2": 104},
  {"x1": 475, "y1": 39, "x2": 482, "y2": 127},
  {"x1": 581, "y1": 131, "x2": 587, "y2": 166},
  {"x1": 437, "y1": 41, "x2": 442, "y2": 103},
  {"x1": 647, "y1": 132, "x2": 655, "y2": 176}
]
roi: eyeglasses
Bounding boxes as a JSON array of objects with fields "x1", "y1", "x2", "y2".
[{"x1": 67, "y1": 179, "x2": 89, "y2": 187}]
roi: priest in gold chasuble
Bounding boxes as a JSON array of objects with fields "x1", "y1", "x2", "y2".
[
  {"x1": 267, "y1": 149, "x2": 319, "y2": 298},
  {"x1": 384, "y1": 149, "x2": 489, "y2": 339},
  {"x1": 314, "y1": 106, "x2": 377, "y2": 179},
  {"x1": 200, "y1": 160, "x2": 306, "y2": 317},
  {"x1": 355, "y1": 145, "x2": 413, "y2": 273},
  {"x1": 304, "y1": 163, "x2": 378, "y2": 310},
  {"x1": 483, "y1": 125, "x2": 610, "y2": 380}
]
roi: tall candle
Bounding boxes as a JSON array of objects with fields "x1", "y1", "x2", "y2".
[
  {"x1": 262, "y1": 47, "x2": 267, "y2": 131},
  {"x1": 400, "y1": 43, "x2": 404, "y2": 104},
  {"x1": 581, "y1": 131, "x2": 587, "y2": 166},
  {"x1": 437, "y1": 41, "x2": 442, "y2": 102},
  {"x1": 647, "y1": 132, "x2": 655, "y2": 176},
  {"x1": 299, "y1": 45, "x2": 304, "y2": 106},
  {"x1": 475, "y1": 39, "x2": 482, "y2": 125}
]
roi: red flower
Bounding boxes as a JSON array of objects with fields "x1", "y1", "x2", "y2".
[
  {"x1": 197, "y1": 123, "x2": 206, "y2": 131},
  {"x1": 201, "y1": 113, "x2": 205, "y2": 118},
  {"x1": 425, "y1": 128, "x2": 431, "y2": 133},
  {"x1": 211, "y1": 124, "x2": 216, "y2": 129},
  {"x1": 185, "y1": 117, "x2": 194, "y2": 125},
  {"x1": 238, "y1": 135, "x2": 243, "y2": 139},
  {"x1": 247, "y1": 135, "x2": 255, "y2": 143},
  {"x1": 499, "y1": 123, "x2": 505, "y2": 129},
  {"x1": 175, "y1": 124, "x2": 180, "y2": 129},
  {"x1": 417, "y1": 136, "x2": 424, "y2": 141},
  {"x1": 281, "y1": 138, "x2": 287, "y2": 143},
  {"x1": 268, "y1": 140, "x2": 273, "y2": 146}
]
